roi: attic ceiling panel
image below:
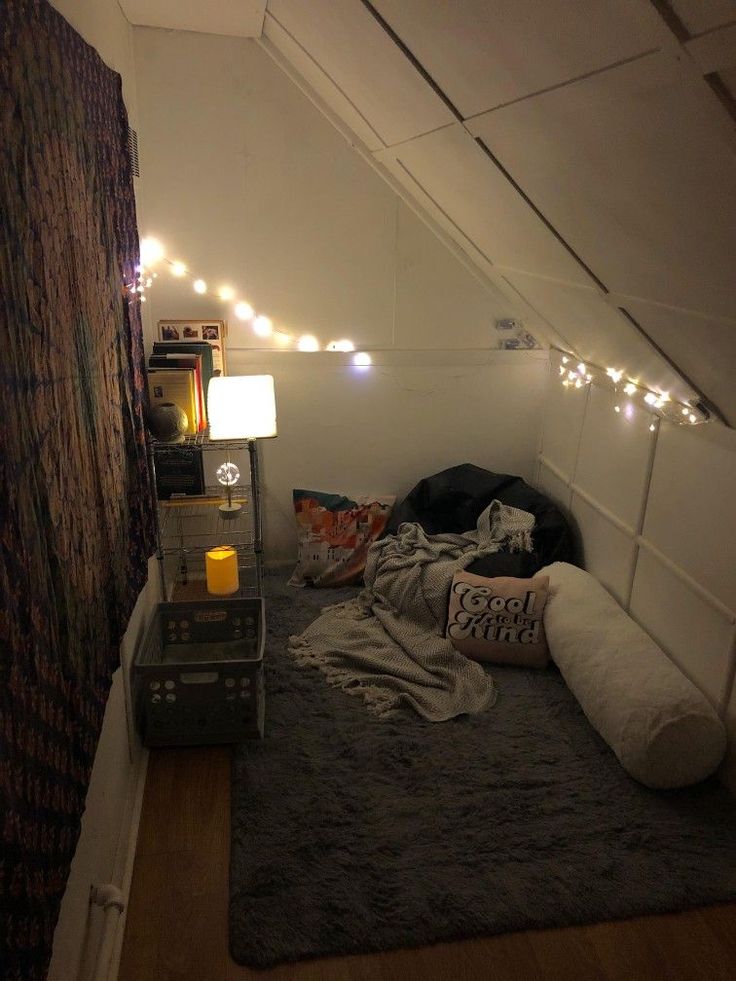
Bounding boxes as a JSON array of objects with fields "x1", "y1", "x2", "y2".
[
  {"x1": 620, "y1": 298, "x2": 736, "y2": 425},
  {"x1": 371, "y1": 0, "x2": 665, "y2": 118},
  {"x1": 120, "y1": 0, "x2": 265, "y2": 36},
  {"x1": 376, "y1": 125, "x2": 593, "y2": 287},
  {"x1": 266, "y1": 0, "x2": 455, "y2": 146},
  {"x1": 468, "y1": 52, "x2": 736, "y2": 321},
  {"x1": 503, "y1": 273, "x2": 695, "y2": 404},
  {"x1": 669, "y1": 0, "x2": 736, "y2": 34}
]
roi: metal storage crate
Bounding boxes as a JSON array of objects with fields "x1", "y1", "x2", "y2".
[{"x1": 135, "y1": 597, "x2": 265, "y2": 746}]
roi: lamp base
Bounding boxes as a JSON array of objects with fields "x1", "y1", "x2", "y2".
[{"x1": 219, "y1": 502, "x2": 243, "y2": 520}]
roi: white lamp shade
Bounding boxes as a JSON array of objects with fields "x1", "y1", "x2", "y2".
[{"x1": 207, "y1": 375, "x2": 278, "y2": 439}]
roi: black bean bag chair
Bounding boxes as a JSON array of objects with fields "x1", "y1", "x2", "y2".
[{"x1": 384, "y1": 463, "x2": 576, "y2": 578}]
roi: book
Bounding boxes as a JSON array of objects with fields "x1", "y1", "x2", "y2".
[
  {"x1": 157, "y1": 320, "x2": 226, "y2": 375},
  {"x1": 147, "y1": 368, "x2": 197, "y2": 435},
  {"x1": 149, "y1": 353, "x2": 206, "y2": 430},
  {"x1": 153, "y1": 444, "x2": 206, "y2": 499},
  {"x1": 153, "y1": 342, "x2": 215, "y2": 412}
]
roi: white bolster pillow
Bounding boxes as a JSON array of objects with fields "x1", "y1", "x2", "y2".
[{"x1": 540, "y1": 562, "x2": 727, "y2": 789}]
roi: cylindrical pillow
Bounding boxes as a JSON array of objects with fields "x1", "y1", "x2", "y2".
[{"x1": 540, "y1": 562, "x2": 727, "y2": 789}]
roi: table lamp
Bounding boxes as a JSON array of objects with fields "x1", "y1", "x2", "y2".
[{"x1": 206, "y1": 376, "x2": 277, "y2": 592}]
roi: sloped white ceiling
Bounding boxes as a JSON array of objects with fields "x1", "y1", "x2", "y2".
[
  {"x1": 120, "y1": 0, "x2": 265, "y2": 38},
  {"x1": 261, "y1": 0, "x2": 736, "y2": 425}
]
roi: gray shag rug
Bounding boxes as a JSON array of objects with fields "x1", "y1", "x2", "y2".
[{"x1": 230, "y1": 573, "x2": 736, "y2": 968}]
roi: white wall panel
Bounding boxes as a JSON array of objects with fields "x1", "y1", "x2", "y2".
[
  {"x1": 468, "y1": 52, "x2": 736, "y2": 321},
  {"x1": 574, "y1": 385, "x2": 654, "y2": 531},
  {"x1": 120, "y1": 0, "x2": 265, "y2": 37},
  {"x1": 670, "y1": 0, "x2": 736, "y2": 35},
  {"x1": 643, "y1": 421, "x2": 736, "y2": 611},
  {"x1": 393, "y1": 203, "x2": 514, "y2": 349},
  {"x1": 267, "y1": 0, "x2": 455, "y2": 146},
  {"x1": 134, "y1": 28, "x2": 398, "y2": 347},
  {"x1": 502, "y1": 273, "x2": 695, "y2": 406},
  {"x1": 630, "y1": 550, "x2": 734, "y2": 709},
  {"x1": 571, "y1": 494, "x2": 637, "y2": 606},
  {"x1": 538, "y1": 461, "x2": 572, "y2": 513},
  {"x1": 372, "y1": 0, "x2": 665, "y2": 118},
  {"x1": 377, "y1": 125, "x2": 593, "y2": 287},
  {"x1": 539, "y1": 354, "x2": 588, "y2": 478},
  {"x1": 229, "y1": 350, "x2": 548, "y2": 561},
  {"x1": 617, "y1": 296, "x2": 736, "y2": 427}
]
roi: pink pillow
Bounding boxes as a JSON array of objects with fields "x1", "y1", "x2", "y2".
[{"x1": 446, "y1": 570, "x2": 550, "y2": 667}]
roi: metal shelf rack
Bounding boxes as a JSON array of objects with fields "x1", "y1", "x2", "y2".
[{"x1": 148, "y1": 434, "x2": 264, "y2": 600}]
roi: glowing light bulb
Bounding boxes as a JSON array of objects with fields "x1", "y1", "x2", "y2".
[
  {"x1": 253, "y1": 315, "x2": 273, "y2": 337},
  {"x1": 216, "y1": 462, "x2": 240, "y2": 486},
  {"x1": 218, "y1": 285, "x2": 235, "y2": 302},
  {"x1": 140, "y1": 237, "x2": 164, "y2": 266},
  {"x1": 577, "y1": 362, "x2": 586, "y2": 375},
  {"x1": 681, "y1": 407, "x2": 690, "y2": 416},
  {"x1": 574, "y1": 378, "x2": 583, "y2": 389},
  {"x1": 353, "y1": 352, "x2": 372, "y2": 368},
  {"x1": 606, "y1": 368, "x2": 623, "y2": 384},
  {"x1": 562, "y1": 379, "x2": 571, "y2": 387},
  {"x1": 234, "y1": 301, "x2": 254, "y2": 321},
  {"x1": 649, "y1": 423, "x2": 656, "y2": 432},
  {"x1": 193, "y1": 279, "x2": 207, "y2": 294},
  {"x1": 624, "y1": 383, "x2": 637, "y2": 396},
  {"x1": 644, "y1": 392, "x2": 657, "y2": 406},
  {"x1": 614, "y1": 405, "x2": 621, "y2": 413},
  {"x1": 297, "y1": 334, "x2": 319, "y2": 352},
  {"x1": 559, "y1": 366, "x2": 566, "y2": 376},
  {"x1": 561, "y1": 356, "x2": 569, "y2": 365},
  {"x1": 689, "y1": 413, "x2": 697, "y2": 423},
  {"x1": 171, "y1": 261, "x2": 186, "y2": 277}
]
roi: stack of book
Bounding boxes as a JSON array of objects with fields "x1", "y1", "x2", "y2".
[{"x1": 146, "y1": 341, "x2": 215, "y2": 435}]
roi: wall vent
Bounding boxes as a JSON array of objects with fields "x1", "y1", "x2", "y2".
[{"x1": 127, "y1": 126, "x2": 140, "y2": 178}]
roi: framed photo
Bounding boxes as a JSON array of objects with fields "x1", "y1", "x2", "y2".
[{"x1": 157, "y1": 320, "x2": 227, "y2": 375}]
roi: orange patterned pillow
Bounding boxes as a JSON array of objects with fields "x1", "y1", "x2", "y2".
[{"x1": 447, "y1": 570, "x2": 550, "y2": 667}]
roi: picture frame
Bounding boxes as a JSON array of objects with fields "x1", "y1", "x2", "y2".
[{"x1": 157, "y1": 319, "x2": 228, "y2": 375}]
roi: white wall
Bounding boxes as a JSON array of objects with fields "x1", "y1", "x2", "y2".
[
  {"x1": 132, "y1": 27, "x2": 518, "y2": 352},
  {"x1": 133, "y1": 26, "x2": 546, "y2": 559},
  {"x1": 537, "y1": 351, "x2": 736, "y2": 789},
  {"x1": 231, "y1": 349, "x2": 548, "y2": 561}
]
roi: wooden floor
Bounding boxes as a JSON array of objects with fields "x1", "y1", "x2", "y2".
[{"x1": 119, "y1": 747, "x2": 736, "y2": 981}]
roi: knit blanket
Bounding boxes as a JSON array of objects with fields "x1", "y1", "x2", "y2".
[{"x1": 288, "y1": 500, "x2": 534, "y2": 721}]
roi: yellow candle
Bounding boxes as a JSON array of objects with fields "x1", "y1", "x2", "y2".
[{"x1": 206, "y1": 546, "x2": 239, "y2": 596}]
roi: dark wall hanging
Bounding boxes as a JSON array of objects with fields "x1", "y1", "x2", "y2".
[{"x1": 0, "y1": 2, "x2": 155, "y2": 977}]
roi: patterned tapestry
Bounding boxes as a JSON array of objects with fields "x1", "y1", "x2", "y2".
[{"x1": 0, "y1": 2, "x2": 155, "y2": 977}]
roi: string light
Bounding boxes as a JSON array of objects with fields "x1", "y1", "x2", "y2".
[
  {"x1": 253, "y1": 315, "x2": 273, "y2": 338},
  {"x1": 353, "y1": 352, "x2": 372, "y2": 369},
  {"x1": 555, "y1": 347, "x2": 708, "y2": 426},
  {"x1": 134, "y1": 237, "x2": 366, "y2": 355},
  {"x1": 234, "y1": 301, "x2": 254, "y2": 321}
]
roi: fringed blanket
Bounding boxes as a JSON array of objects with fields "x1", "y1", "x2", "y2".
[{"x1": 289, "y1": 500, "x2": 534, "y2": 721}]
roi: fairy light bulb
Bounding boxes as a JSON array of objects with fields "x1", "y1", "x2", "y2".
[
  {"x1": 140, "y1": 237, "x2": 164, "y2": 266},
  {"x1": 216, "y1": 461, "x2": 242, "y2": 518},
  {"x1": 171, "y1": 261, "x2": 186, "y2": 277},
  {"x1": 614, "y1": 405, "x2": 621, "y2": 413},
  {"x1": 644, "y1": 392, "x2": 657, "y2": 406},
  {"x1": 577, "y1": 362, "x2": 586, "y2": 375},
  {"x1": 297, "y1": 334, "x2": 319, "y2": 352},
  {"x1": 649, "y1": 423, "x2": 656, "y2": 432},
  {"x1": 561, "y1": 356, "x2": 569, "y2": 365},
  {"x1": 218, "y1": 285, "x2": 235, "y2": 302},
  {"x1": 624, "y1": 383, "x2": 637, "y2": 396},
  {"x1": 193, "y1": 279, "x2": 207, "y2": 294},
  {"x1": 253, "y1": 315, "x2": 273, "y2": 337},
  {"x1": 234, "y1": 301, "x2": 254, "y2": 321},
  {"x1": 353, "y1": 352, "x2": 372, "y2": 369}
]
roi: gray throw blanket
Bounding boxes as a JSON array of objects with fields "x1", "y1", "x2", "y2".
[{"x1": 288, "y1": 500, "x2": 535, "y2": 721}]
